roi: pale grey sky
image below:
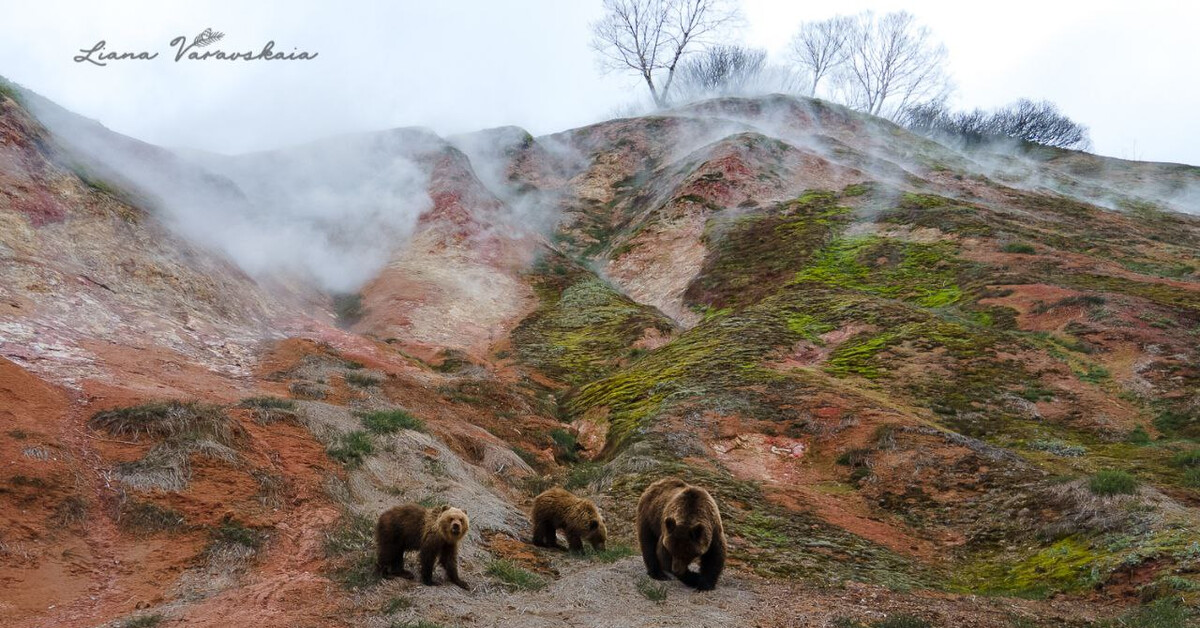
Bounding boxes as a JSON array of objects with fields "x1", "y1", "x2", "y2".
[{"x1": 0, "y1": 0, "x2": 1196, "y2": 164}]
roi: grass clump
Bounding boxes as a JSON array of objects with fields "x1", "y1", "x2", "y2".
[
  {"x1": 327, "y1": 430, "x2": 374, "y2": 467},
  {"x1": 359, "y1": 409, "x2": 424, "y2": 434},
  {"x1": 635, "y1": 576, "x2": 668, "y2": 602},
  {"x1": 1126, "y1": 426, "x2": 1152, "y2": 445},
  {"x1": 238, "y1": 396, "x2": 298, "y2": 425},
  {"x1": 1003, "y1": 242, "x2": 1036, "y2": 254},
  {"x1": 211, "y1": 519, "x2": 265, "y2": 550},
  {"x1": 380, "y1": 596, "x2": 414, "y2": 614},
  {"x1": 1088, "y1": 470, "x2": 1138, "y2": 496},
  {"x1": 118, "y1": 500, "x2": 186, "y2": 534},
  {"x1": 1170, "y1": 449, "x2": 1200, "y2": 467},
  {"x1": 344, "y1": 372, "x2": 382, "y2": 388},
  {"x1": 90, "y1": 401, "x2": 238, "y2": 445},
  {"x1": 485, "y1": 559, "x2": 547, "y2": 591},
  {"x1": 121, "y1": 614, "x2": 164, "y2": 628},
  {"x1": 586, "y1": 543, "x2": 636, "y2": 563}
]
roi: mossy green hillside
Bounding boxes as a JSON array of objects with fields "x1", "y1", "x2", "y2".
[{"x1": 512, "y1": 253, "x2": 675, "y2": 385}]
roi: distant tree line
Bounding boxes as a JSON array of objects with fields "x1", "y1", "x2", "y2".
[
  {"x1": 901, "y1": 99, "x2": 1092, "y2": 150},
  {"x1": 590, "y1": 1, "x2": 1090, "y2": 151}
]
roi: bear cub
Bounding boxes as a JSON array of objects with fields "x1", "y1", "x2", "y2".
[
  {"x1": 531, "y1": 487, "x2": 608, "y2": 552},
  {"x1": 636, "y1": 477, "x2": 725, "y2": 591},
  {"x1": 376, "y1": 502, "x2": 470, "y2": 589}
]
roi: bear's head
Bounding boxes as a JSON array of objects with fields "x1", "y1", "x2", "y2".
[
  {"x1": 435, "y1": 506, "x2": 470, "y2": 543},
  {"x1": 661, "y1": 489, "x2": 715, "y2": 574},
  {"x1": 582, "y1": 504, "x2": 608, "y2": 551}
]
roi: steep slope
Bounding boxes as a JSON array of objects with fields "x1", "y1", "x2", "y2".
[{"x1": 2, "y1": 82, "x2": 1200, "y2": 628}]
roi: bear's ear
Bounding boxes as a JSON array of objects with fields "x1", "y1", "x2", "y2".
[
  {"x1": 589, "y1": 519, "x2": 600, "y2": 531},
  {"x1": 665, "y1": 517, "x2": 676, "y2": 532},
  {"x1": 690, "y1": 524, "x2": 706, "y2": 541}
]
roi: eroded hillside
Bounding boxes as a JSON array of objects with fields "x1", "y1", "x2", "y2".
[{"x1": 2, "y1": 83, "x2": 1200, "y2": 628}]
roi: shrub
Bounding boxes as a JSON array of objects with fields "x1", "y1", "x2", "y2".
[
  {"x1": 550, "y1": 428, "x2": 580, "y2": 463},
  {"x1": 1089, "y1": 470, "x2": 1138, "y2": 496},
  {"x1": 485, "y1": 559, "x2": 546, "y2": 590},
  {"x1": 903, "y1": 98, "x2": 1091, "y2": 150},
  {"x1": 359, "y1": 409, "x2": 424, "y2": 434}
]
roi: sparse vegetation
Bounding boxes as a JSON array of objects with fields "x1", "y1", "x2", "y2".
[
  {"x1": 120, "y1": 614, "x2": 164, "y2": 628},
  {"x1": 550, "y1": 428, "x2": 580, "y2": 463},
  {"x1": 635, "y1": 576, "x2": 668, "y2": 602},
  {"x1": 359, "y1": 409, "x2": 425, "y2": 434},
  {"x1": 90, "y1": 401, "x2": 238, "y2": 444},
  {"x1": 327, "y1": 430, "x2": 375, "y2": 467},
  {"x1": 344, "y1": 371, "x2": 382, "y2": 388},
  {"x1": 118, "y1": 500, "x2": 186, "y2": 534},
  {"x1": 486, "y1": 559, "x2": 547, "y2": 591},
  {"x1": 323, "y1": 512, "x2": 379, "y2": 589},
  {"x1": 586, "y1": 543, "x2": 636, "y2": 562},
  {"x1": 1003, "y1": 242, "x2": 1036, "y2": 254},
  {"x1": 238, "y1": 396, "x2": 298, "y2": 424}
]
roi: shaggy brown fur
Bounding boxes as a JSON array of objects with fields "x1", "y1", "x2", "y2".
[
  {"x1": 376, "y1": 503, "x2": 470, "y2": 588},
  {"x1": 530, "y1": 487, "x2": 607, "y2": 552},
  {"x1": 636, "y1": 477, "x2": 725, "y2": 591}
]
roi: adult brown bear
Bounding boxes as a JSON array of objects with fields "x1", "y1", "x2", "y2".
[
  {"x1": 636, "y1": 477, "x2": 725, "y2": 591},
  {"x1": 376, "y1": 503, "x2": 470, "y2": 589}
]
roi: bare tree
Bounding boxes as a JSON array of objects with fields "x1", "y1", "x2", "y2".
[
  {"x1": 901, "y1": 98, "x2": 1091, "y2": 150},
  {"x1": 837, "y1": 11, "x2": 951, "y2": 119},
  {"x1": 787, "y1": 16, "x2": 853, "y2": 97},
  {"x1": 591, "y1": 0, "x2": 740, "y2": 108},
  {"x1": 675, "y1": 45, "x2": 767, "y2": 99}
]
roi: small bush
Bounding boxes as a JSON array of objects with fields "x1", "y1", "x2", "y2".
[
  {"x1": 327, "y1": 431, "x2": 374, "y2": 467},
  {"x1": 1003, "y1": 242, "x2": 1036, "y2": 254},
  {"x1": 359, "y1": 409, "x2": 424, "y2": 434},
  {"x1": 1126, "y1": 426, "x2": 1152, "y2": 446},
  {"x1": 550, "y1": 429, "x2": 580, "y2": 463},
  {"x1": 51, "y1": 495, "x2": 88, "y2": 527},
  {"x1": 635, "y1": 576, "x2": 668, "y2": 602},
  {"x1": 1089, "y1": 470, "x2": 1138, "y2": 496},
  {"x1": 486, "y1": 559, "x2": 547, "y2": 591},
  {"x1": 344, "y1": 372, "x2": 382, "y2": 388}
]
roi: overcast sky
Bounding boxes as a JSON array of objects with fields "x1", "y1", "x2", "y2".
[{"x1": 0, "y1": 0, "x2": 1196, "y2": 164}]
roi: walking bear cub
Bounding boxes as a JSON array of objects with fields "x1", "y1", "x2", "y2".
[
  {"x1": 636, "y1": 477, "x2": 725, "y2": 591},
  {"x1": 376, "y1": 503, "x2": 470, "y2": 589},
  {"x1": 531, "y1": 487, "x2": 607, "y2": 552}
]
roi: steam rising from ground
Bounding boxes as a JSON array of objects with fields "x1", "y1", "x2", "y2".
[{"x1": 24, "y1": 90, "x2": 436, "y2": 293}]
